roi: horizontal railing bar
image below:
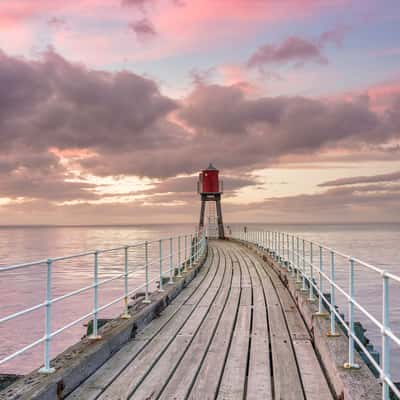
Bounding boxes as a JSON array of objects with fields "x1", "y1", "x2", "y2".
[
  {"x1": 0, "y1": 301, "x2": 46, "y2": 324},
  {"x1": 0, "y1": 336, "x2": 45, "y2": 365},
  {"x1": 0, "y1": 235, "x2": 195, "y2": 272},
  {"x1": 51, "y1": 251, "x2": 95, "y2": 262},
  {"x1": 50, "y1": 310, "x2": 94, "y2": 338},
  {"x1": 0, "y1": 259, "x2": 48, "y2": 272},
  {"x1": 275, "y1": 231, "x2": 390, "y2": 275}
]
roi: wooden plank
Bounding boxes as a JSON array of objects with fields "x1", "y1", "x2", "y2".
[
  {"x1": 253, "y1": 258, "x2": 305, "y2": 400},
  {"x1": 260, "y1": 258, "x2": 333, "y2": 400},
  {"x1": 265, "y1": 266, "x2": 310, "y2": 341},
  {"x1": 188, "y1": 248, "x2": 242, "y2": 399},
  {"x1": 98, "y1": 246, "x2": 226, "y2": 399},
  {"x1": 217, "y1": 285, "x2": 251, "y2": 399},
  {"x1": 244, "y1": 255, "x2": 272, "y2": 400},
  {"x1": 128, "y1": 246, "x2": 228, "y2": 399},
  {"x1": 73, "y1": 245, "x2": 219, "y2": 400},
  {"x1": 143, "y1": 248, "x2": 233, "y2": 400},
  {"x1": 184, "y1": 247, "x2": 220, "y2": 305},
  {"x1": 68, "y1": 248, "x2": 217, "y2": 400},
  {"x1": 292, "y1": 339, "x2": 334, "y2": 400},
  {"x1": 216, "y1": 249, "x2": 252, "y2": 399}
]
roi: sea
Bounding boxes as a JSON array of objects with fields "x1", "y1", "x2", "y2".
[{"x1": 0, "y1": 223, "x2": 399, "y2": 380}]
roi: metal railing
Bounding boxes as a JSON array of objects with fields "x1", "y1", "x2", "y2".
[
  {"x1": 0, "y1": 231, "x2": 207, "y2": 374},
  {"x1": 231, "y1": 230, "x2": 400, "y2": 400}
]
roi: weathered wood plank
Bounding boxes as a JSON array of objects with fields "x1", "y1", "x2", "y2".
[
  {"x1": 217, "y1": 249, "x2": 253, "y2": 399},
  {"x1": 99, "y1": 246, "x2": 225, "y2": 399},
  {"x1": 261, "y1": 259, "x2": 333, "y2": 400},
  {"x1": 217, "y1": 286, "x2": 251, "y2": 399},
  {"x1": 244, "y1": 254, "x2": 272, "y2": 400},
  {"x1": 253, "y1": 258, "x2": 305, "y2": 400},
  {"x1": 292, "y1": 339, "x2": 334, "y2": 400},
  {"x1": 67, "y1": 249, "x2": 217, "y2": 400},
  {"x1": 141, "y1": 248, "x2": 233, "y2": 400},
  {"x1": 188, "y1": 249, "x2": 242, "y2": 399},
  {"x1": 158, "y1": 249, "x2": 233, "y2": 400},
  {"x1": 265, "y1": 265, "x2": 310, "y2": 341},
  {"x1": 69, "y1": 241, "x2": 336, "y2": 400}
]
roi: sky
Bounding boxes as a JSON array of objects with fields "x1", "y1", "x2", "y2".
[{"x1": 1, "y1": 0, "x2": 400, "y2": 224}]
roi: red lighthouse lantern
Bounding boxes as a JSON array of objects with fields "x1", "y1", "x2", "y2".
[
  {"x1": 199, "y1": 163, "x2": 221, "y2": 194},
  {"x1": 198, "y1": 163, "x2": 224, "y2": 238}
]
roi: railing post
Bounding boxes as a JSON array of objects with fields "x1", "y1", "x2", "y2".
[
  {"x1": 89, "y1": 251, "x2": 102, "y2": 340},
  {"x1": 184, "y1": 235, "x2": 188, "y2": 272},
  {"x1": 143, "y1": 241, "x2": 151, "y2": 303},
  {"x1": 272, "y1": 231, "x2": 275, "y2": 254},
  {"x1": 39, "y1": 258, "x2": 55, "y2": 373},
  {"x1": 309, "y1": 242, "x2": 315, "y2": 301},
  {"x1": 287, "y1": 234, "x2": 290, "y2": 271},
  {"x1": 195, "y1": 232, "x2": 199, "y2": 261},
  {"x1": 344, "y1": 258, "x2": 359, "y2": 369},
  {"x1": 315, "y1": 246, "x2": 327, "y2": 316},
  {"x1": 301, "y1": 239, "x2": 307, "y2": 291},
  {"x1": 190, "y1": 234, "x2": 193, "y2": 269},
  {"x1": 291, "y1": 235, "x2": 296, "y2": 277},
  {"x1": 382, "y1": 273, "x2": 390, "y2": 400},
  {"x1": 296, "y1": 236, "x2": 301, "y2": 283},
  {"x1": 327, "y1": 251, "x2": 339, "y2": 336},
  {"x1": 169, "y1": 237, "x2": 174, "y2": 284},
  {"x1": 177, "y1": 236, "x2": 182, "y2": 277},
  {"x1": 159, "y1": 239, "x2": 164, "y2": 292},
  {"x1": 278, "y1": 232, "x2": 281, "y2": 262},
  {"x1": 121, "y1": 246, "x2": 130, "y2": 319}
]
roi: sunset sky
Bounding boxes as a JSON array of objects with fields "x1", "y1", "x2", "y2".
[{"x1": 1, "y1": 0, "x2": 400, "y2": 224}]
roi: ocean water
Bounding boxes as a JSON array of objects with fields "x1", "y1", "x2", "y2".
[{"x1": 0, "y1": 223, "x2": 399, "y2": 381}]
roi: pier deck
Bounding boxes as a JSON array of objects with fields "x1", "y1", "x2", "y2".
[{"x1": 67, "y1": 240, "x2": 333, "y2": 400}]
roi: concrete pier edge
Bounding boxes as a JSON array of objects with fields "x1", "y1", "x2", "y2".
[
  {"x1": 0, "y1": 248, "x2": 208, "y2": 400},
  {"x1": 235, "y1": 238, "x2": 381, "y2": 400}
]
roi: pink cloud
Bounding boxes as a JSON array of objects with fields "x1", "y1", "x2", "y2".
[
  {"x1": 247, "y1": 37, "x2": 327, "y2": 68},
  {"x1": 328, "y1": 79, "x2": 400, "y2": 114},
  {"x1": 0, "y1": 0, "x2": 349, "y2": 64}
]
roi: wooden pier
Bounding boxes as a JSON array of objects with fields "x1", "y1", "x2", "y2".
[{"x1": 67, "y1": 240, "x2": 333, "y2": 400}]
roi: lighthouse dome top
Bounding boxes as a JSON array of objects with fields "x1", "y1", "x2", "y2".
[{"x1": 206, "y1": 163, "x2": 217, "y2": 171}]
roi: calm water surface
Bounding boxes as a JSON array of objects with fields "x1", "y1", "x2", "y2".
[{"x1": 0, "y1": 223, "x2": 399, "y2": 380}]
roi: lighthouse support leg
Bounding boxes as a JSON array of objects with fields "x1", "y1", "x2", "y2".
[
  {"x1": 199, "y1": 195, "x2": 206, "y2": 230},
  {"x1": 215, "y1": 195, "x2": 225, "y2": 239}
]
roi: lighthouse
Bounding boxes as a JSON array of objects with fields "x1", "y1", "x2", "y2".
[{"x1": 198, "y1": 163, "x2": 225, "y2": 239}]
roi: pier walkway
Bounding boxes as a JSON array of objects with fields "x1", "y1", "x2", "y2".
[{"x1": 67, "y1": 240, "x2": 333, "y2": 400}]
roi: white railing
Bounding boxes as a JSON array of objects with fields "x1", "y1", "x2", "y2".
[
  {"x1": 231, "y1": 230, "x2": 400, "y2": 400},
  {"x1": 0, "y1": 231, "x2": 207, "y2": 374}
]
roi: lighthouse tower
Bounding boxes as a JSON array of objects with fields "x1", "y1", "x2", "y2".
[{"x1": 197, "y1": 163, "x2": 225, "y2": 239}]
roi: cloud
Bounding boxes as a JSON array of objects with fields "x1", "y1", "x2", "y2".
[
  {"x1": 247, "y1": 27, "x2": 349, "y2": 69},
  {"x1": 257, "y1": 182, "x2": 400, "y2": 223},
  {"x1": 248, "y1": 36, "x2": 327, "y2": 68},
  {"x1": 129, "y1": 18, "x2": 157, "y2": 40},
  {"x1": 318, "y1": 25, "x2": 349, "y2": 47},
  {"x1": 121, "y1": 0, "x2": 152, "y2": 8},
  {"x1": 141, "y1": 175, "x2": 258, "y2": 195},
  {"x1": 48, "y1": 16, "x2": 67, "y2": 29},
  {"x1": 189, "y1": 67, "x2": 216, "y2": 85},
  {"x1": 1, "y1": 48, "x2": 400, "y2": 209},
  {"x1": 319, "y1": 171, "x2": 400, "y2": 187}
]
